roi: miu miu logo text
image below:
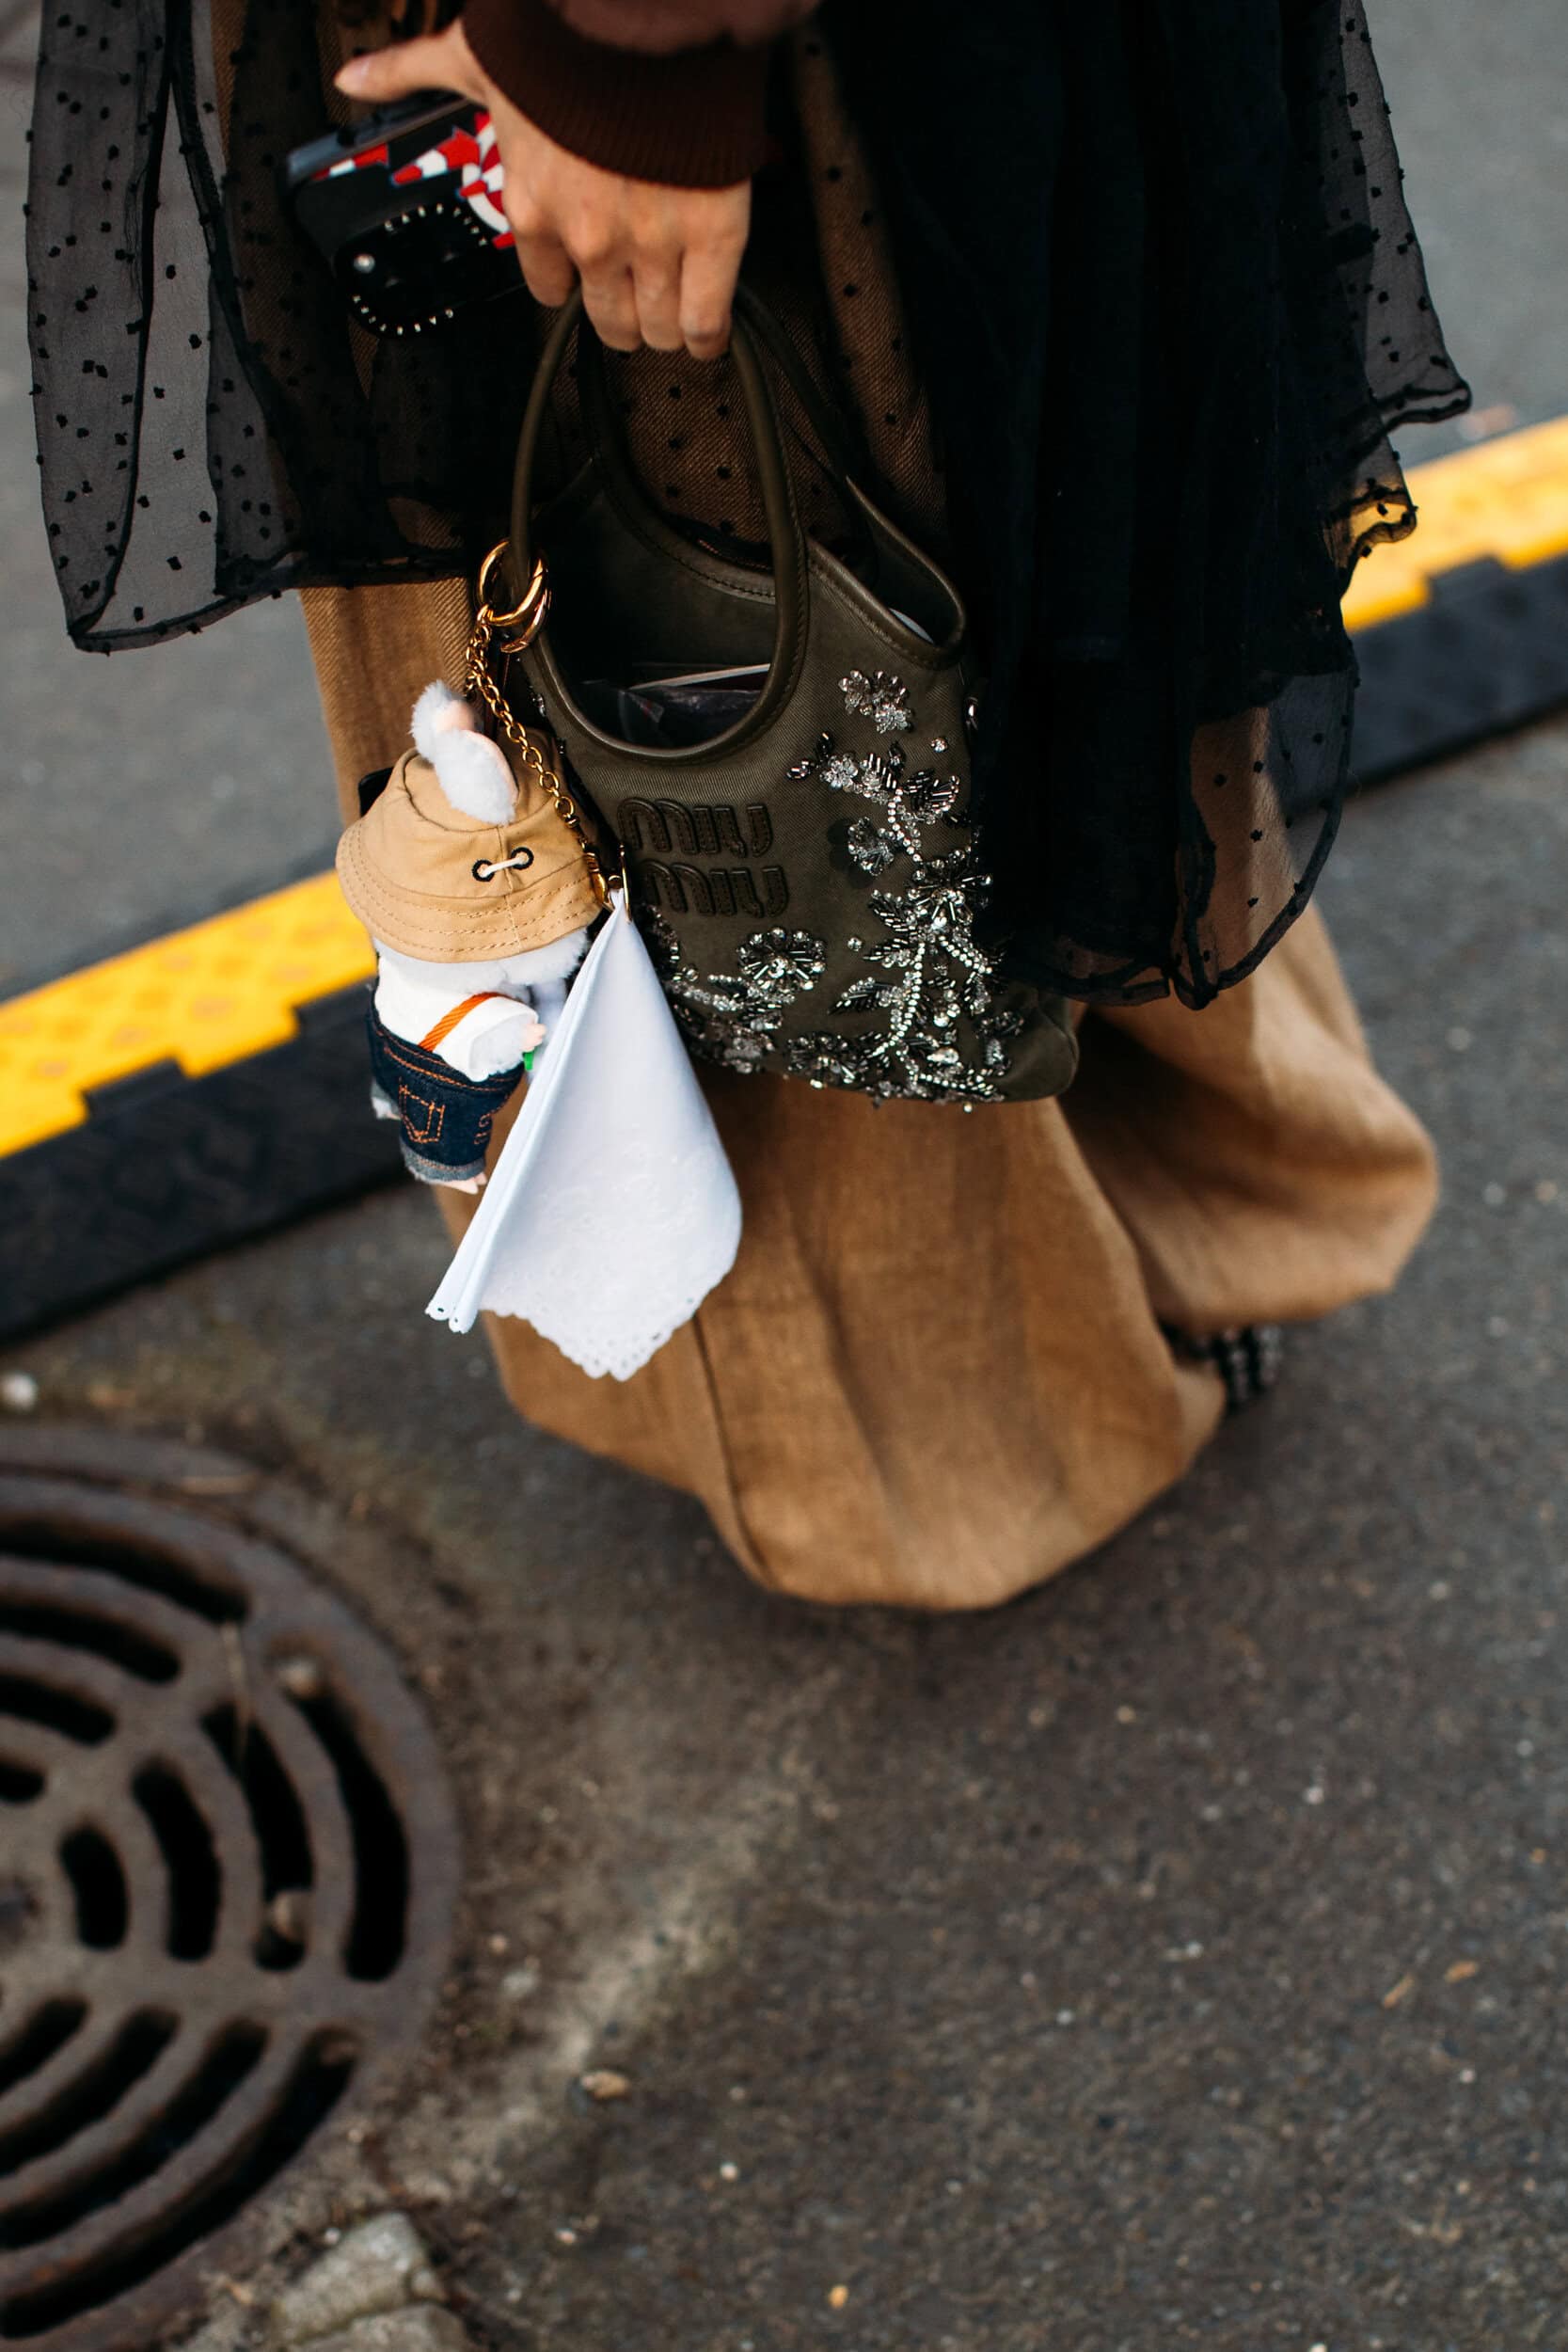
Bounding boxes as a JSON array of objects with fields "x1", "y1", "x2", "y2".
[{"x1": 620, "y1": 797, "x2": 788, "y2": 917}]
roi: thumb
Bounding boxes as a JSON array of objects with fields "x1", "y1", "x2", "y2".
[{"x1": 334, "y1": 26, "x2": 482, "y2": 106}]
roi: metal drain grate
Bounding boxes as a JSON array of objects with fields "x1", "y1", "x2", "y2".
[{"x1": 0, "y1": 1429, "x2": 459, "y2": 2352}]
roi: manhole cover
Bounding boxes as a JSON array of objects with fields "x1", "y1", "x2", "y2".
[{"x1": 0, "y1": 1429, "x2": 460, "y2": 2352}]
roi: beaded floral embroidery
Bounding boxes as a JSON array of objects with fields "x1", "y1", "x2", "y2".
[
  {"x1": 778, "y1": 679, "x2": 1017, "y2": 1101},
  {"x1": 641, "y1": 675, "x2": 1017, "y2": 1102},
  {"x1": 643, "y1": 919, "x2": 828, "y2": 1076},
  {"x1": 838, "y1": 669, "x2": 913, "y2": 737}
]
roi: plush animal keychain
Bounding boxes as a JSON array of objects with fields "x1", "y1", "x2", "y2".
[
  {"x1": 336, "y1": 682, "x2": 605, "y2": 1190},
  {"x1": 338, "y1": 673, "x2": 743, "y2": 1380}
]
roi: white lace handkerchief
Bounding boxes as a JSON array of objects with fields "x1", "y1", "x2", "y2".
[{"x1": 425, "y1": 892, "x2": 742, "y2": 1378}]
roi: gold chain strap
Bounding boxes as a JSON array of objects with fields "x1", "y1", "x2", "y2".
[{"x1": 462, "y1": 541, "x2": 610, "y2": 909}]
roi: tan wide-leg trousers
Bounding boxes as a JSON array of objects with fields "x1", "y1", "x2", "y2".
[{"x1": 303, "y1": 580, "x2": 1438, "y2": 1611}]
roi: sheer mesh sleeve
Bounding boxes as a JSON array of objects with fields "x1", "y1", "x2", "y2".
[{"x1": 25, "y1": 0, "x2": 533, "y2": 649}]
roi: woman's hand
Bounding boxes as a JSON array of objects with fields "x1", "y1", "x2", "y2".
[{"x1": 335, "y1": 20, "x2": 750, "y2": 358}]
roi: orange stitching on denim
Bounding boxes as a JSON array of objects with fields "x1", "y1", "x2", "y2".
[
  {"x1": 397, "y1": 1086, "x2": 445, "y2": 1146},
  {"x1": 374, "y1": 1032, "x2": 515, "y2": 1097}
]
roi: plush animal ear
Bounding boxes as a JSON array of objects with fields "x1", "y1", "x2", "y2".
[
  {"x1": 412, "y1": 679, "x2": 464, "y2": 754},
  {"x1": 411, "y1": 680, "x2": 518, "y2": 824}
]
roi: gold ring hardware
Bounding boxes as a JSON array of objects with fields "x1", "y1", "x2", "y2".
[{"x1": 476, "y1": 543, "x2": 549, "y2": 652}]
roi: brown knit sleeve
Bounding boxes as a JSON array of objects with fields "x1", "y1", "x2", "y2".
[{"x1": 462, "y1": 0, "x2": 816, "y2": 187}]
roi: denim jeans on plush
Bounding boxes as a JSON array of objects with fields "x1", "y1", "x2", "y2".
[{"x1": 367, "y1": 1009, "x2": 519, "y2": 1184}]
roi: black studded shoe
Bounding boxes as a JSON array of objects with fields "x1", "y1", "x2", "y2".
[{"x1": 1163, "y1": 1324, "x2": 1285, "y2": 1414}]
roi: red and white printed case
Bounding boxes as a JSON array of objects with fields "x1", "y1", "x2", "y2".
[{"x1": 285, "y1": 99, "x2": 518, "y2": 336}]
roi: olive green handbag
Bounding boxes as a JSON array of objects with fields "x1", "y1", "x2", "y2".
[{"x1": 467, "y1": 288, "x2": 1077, "y2": 1105}]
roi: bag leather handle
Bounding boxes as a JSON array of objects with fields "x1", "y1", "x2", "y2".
[{"x1": 508, "y1": 290, "x2": 811, "y2": 725}]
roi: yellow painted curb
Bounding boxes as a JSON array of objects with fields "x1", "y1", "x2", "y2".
[
  {"x1": 0, "y1": 873, "x2": 373, "y2": 1157},
  {"x1": 1341, "y1": 414, "x2": 1568, "y2": 630}
]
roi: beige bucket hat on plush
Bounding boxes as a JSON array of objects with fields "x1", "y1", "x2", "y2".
[{"x1": 337, "y1": 732, "x2": 604, "y2": 961}]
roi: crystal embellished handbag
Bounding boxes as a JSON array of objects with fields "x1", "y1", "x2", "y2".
[{"x1": 469, "y1": 288, "x2": 1078, "y2": 1105}]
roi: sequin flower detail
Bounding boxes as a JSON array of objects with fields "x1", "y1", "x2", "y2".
[
  {"x1": 641, "y1": 914, "x2": 828, "y2": 1077},
  {"x1": 644, "y1": 672, "x2": 1016, "y2": 1103},
  {"x1": 839, "y1": 670, "x2": 913, "y2": 734},
  {"x1": 784, "y1": 687, "x2": 1013, "y2": 1102},
  {"x1": 788, "y1": 734, "x2": 960, "y2": 878},
  {"x1": 736, "y1": 930, "x2": 826, "y2": 996}
]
